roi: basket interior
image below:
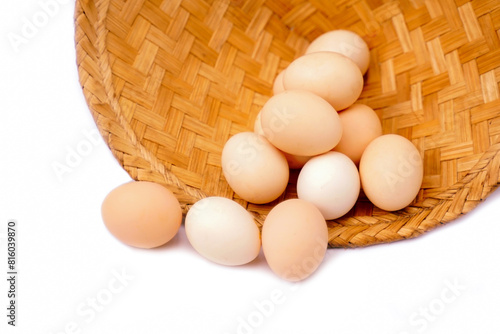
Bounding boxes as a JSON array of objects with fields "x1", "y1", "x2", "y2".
[{"x1": 75, "y1": 0, "x2": 500, "y2": 247}]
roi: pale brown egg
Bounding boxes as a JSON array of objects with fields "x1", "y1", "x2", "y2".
[
  {"x1": 253, "y1": 111, "x2": 265, "y2": 136},
  {"x1": 306, "y1": 30, "x2": 370, "y2": 75},
  {"x1": 221, "y1": 132, "x2": 289, "y2": 204},
  {"x1": 260, "y1": 90, "x2": 342, "y2": 156},
  {"x1": 254, "y1": 110, "x2": 312, "y2": 168},
  {"x1": 283, "y1": 152, "x2": 312, "y2": 169},
  {"x1": 262, "y1": 199, "x2": 328, "y2": 282},
  {"x1": 283, "y1": 52, "x2": 364, "y2": 111},
  {"x1": 101, "y1": 181, "x2": 182, "y2": 248},
  {"x1": 333, "y1": 104, "x2": 382, "y2": 164},
  {"x1": 273, "y1": 70, "x2": 286, "y2": 95},
  {"x1": 359, "y1": 134, "x2": 423, "y2": 211}
]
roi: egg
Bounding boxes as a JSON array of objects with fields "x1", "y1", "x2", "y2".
[
  {"x1": 273, "y1": 70, "x2": 286, "y2": 95},
  {"x1": 185, "y1": 197, "x2": 261, "y2": 266},
  {"x1": 101, "y1": 181, "x2": 182, "y2": 248},
  {"x1": 262, "y1": 199, "x2": 328, "y2": 282},
  {"x1": 221, "y1": 132, "x2": 289, "y2": 204},
  {"x1": 306, "y1": 30, "x2": 370, "y2": 75},
  {"x1": 283, "y1": 52, "x2": 364, "y2": 110},
  {"x1": 359, "y1": 134, "x2": 423, "y2": 211},
  {"x1": 283, "y1": 152, "x2": 312, "y2": 169},
  {"x1": 333, "y1": 104, "x2": 382, "y2": 164},
  {"x1": 254, "y1": 110, "x2": 312, "y2": 169},
  {"x1": 253, "y1": 111, "x2": 264, "y2": 136},
  {"x1": 260, "y1": 90, "x2": 342, "y2": 156},
  {"x1": 297, "y1": 152, "x2": 360, "y2": 220}
]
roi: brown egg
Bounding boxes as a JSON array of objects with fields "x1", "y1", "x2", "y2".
[
  {"x1": 260, "y1": 90, "x2": 342, "y2": 156},
  {"x1": 262, "y1": 199, "x2": 328, "y2": 282},
  {"x1": 359, "y1": 134, "x2": 423, "y2": 211},
  {"x1": 283, "y1": 152, "x2": 312, "y2": 169},
  {"x1": 101, "y1": 181, "x2": 182, "y2": 248},
  {"x1": 306, "y1": 29, "x2": 370, "y2": 75},
  {"x1": 333, "y1": 104, "x2": 382, "y2": 164},
  {"x1": 254, "y1": 110, "x2": 312, "y2": 169},
  {"x1": 283, "y1": 52, "x2": 364, "y2": 111},
  {"x1": 221, "y1": 132, "x2": 289, "y2": 204}
]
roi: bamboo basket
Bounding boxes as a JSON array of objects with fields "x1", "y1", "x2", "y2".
[{"x1": 74, "y1": 0, "x2": 500, "y2": 247}]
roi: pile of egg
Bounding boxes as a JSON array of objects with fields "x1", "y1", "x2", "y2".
[{"x1": 101, "y1": 30, "x2": 424, "y2": 282}]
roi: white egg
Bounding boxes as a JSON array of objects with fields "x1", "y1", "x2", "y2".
[
  {"x1": 185, "y1": 197, "x2": 261, "y2": 266},
  {"x1": 297, "y1": 151, "x2": 360, "y2": 220}
]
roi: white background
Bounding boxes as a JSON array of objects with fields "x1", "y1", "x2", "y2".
[{"x1": 1, "y1": 1, "x2": 500, "y2": 333}]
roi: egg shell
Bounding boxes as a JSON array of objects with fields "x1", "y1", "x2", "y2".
[
  {"x1": 333, "y1": 104, "x2": 382, "y2": 164},
  {"x1": 185, "y1": 197, "x2": 261, "y2": 266},
  {"x1": 101, "y1": 181, "x2": 182, "y2": 249},
  {"x1": 260, "y1": 90, "x2": 342, "y2": 156},
  {"x1": 253, "y1": 111, "x2": 264, "y2": 136},
  {"x1": 273, "y1": 70, "x2": 286, "y2": 95},
  {"x1": 255, "y1": 114, "x2": 312, "y2": 169},
  {"x1": 221, "y1": 132, "x2": 289, "y2": 204},
  {"x1": 306, "y1": 30, "x2": 370, "y2": 74},
  {"x1": 297, "y1": 151, "x2": 360, "y2": 220},
  {"x1": 283, "y1": 152, "x2": 312, "y2": 169},
  {"x1": 254, "y1": 110, "x2": 312, "y2": 168},
  {"x1": 283, "y1": 52, "x2": 364, "y2": 111},
  {"x1": 359, "y1": 134, "x2": 423, "y2": 211},
  {"x1": 262, "y1": 199, "x2": 328, "y2": 282}
]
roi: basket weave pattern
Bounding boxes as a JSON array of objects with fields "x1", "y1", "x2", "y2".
[{"x1": 75, "y1": 0, "x2": 500, "y2": 247}]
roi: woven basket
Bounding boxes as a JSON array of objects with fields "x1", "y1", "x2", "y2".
[{"x1": 74, "y1": 0, "x2": 500, "y2": 248}]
